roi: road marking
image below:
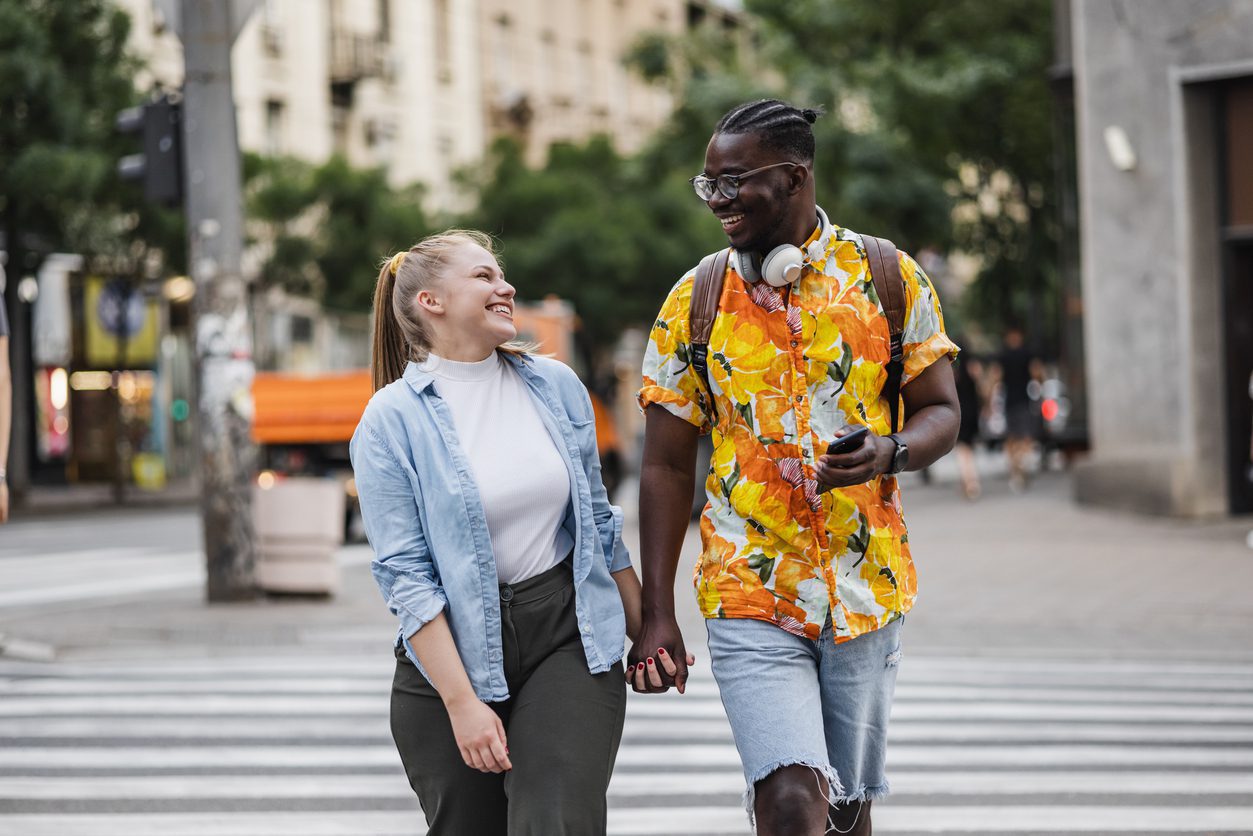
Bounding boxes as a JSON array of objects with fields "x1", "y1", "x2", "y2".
[
  {"x1": 4, "y1": 806, "x2": 1253, "y2": 835},
  {"x1": 2, "y1": 770, "x2": 1253, "y2": 800}
]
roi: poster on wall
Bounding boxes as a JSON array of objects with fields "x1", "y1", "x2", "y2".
[{"x1": 85, "y1": 277, "x2": 159, "y2": 368}]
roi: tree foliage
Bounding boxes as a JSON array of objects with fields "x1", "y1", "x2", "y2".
[
  {"x1": 244, "y1": 153, "x2": 431, "y2": 311},
  {"x1": 455, "y1": 136, "x2": 724, "y2": 352},
  {"x1": 0, "y1": 0, "x2": 180, "y2": 280},
  {"x1": 624, "y1": 0, "x2": 1058, "y2": 345},
  {"x1": 745, "y1": 0, "x2": 1059, "y2": 341}
]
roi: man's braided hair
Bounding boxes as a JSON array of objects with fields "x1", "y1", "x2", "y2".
[{"x1": 714, "y1": 99, "x2": 822, "y2": 164}]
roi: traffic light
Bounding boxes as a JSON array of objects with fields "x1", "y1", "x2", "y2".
[{"x1": 116, "y1": 94, "x2": 184, "y2": 207}]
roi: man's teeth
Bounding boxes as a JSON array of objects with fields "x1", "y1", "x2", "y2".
[
  {"x1": 721, "y1": 215, "x2": 744, "y2": 227},
  {"x1": 488, "y1": 305, "x2": 510, "y2": 314}
]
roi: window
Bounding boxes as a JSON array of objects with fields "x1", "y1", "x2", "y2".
[{"x1": 264, "y1": 99, "x2": 285, "y2": 155}]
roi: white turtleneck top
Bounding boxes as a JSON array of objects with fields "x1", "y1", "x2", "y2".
[{"x1": 420, "y1": 351, "x2": 571, "y2": 584}]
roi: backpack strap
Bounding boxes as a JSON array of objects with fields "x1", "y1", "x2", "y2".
[
  {"x1": 862, "y1": 235, "x2": 907, "y2": 433},
  {"x1": 689, "y1": 248, "x2": 731, "y2": 423}
]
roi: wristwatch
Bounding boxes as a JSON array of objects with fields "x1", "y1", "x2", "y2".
[{"x1": 886, "y1": 435, "x2": 909, "y2": 474}]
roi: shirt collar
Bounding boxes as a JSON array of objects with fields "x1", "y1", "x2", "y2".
[{"x1": 402, "y1": 350, "x2": 530, "y2": 394}]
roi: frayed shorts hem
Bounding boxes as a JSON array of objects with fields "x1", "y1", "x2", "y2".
[
  {"x1": 743, "y1": 759, "x2": 841, "y2": 823},
  {"x1": 833, "y1": 779, "x2": 890, "y2": 804}
]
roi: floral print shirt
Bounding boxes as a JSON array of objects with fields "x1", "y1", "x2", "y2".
[{"x1": 639, "y1": 213, "x2": 958, "y2": 643}]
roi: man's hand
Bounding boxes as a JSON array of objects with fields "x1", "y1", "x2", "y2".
[
  {"x1": 816, "y1": 429, "x2": 892, "y2": 490},
  {"x1": 626, "y1": 614, "x2": 691, "y2": 694}
]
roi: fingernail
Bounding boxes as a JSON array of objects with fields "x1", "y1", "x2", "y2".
[
  {"x1": 646, "y1": 658, "x2": 654, "y2": 666},
  {"x1": 657, "y1": 647, "x2": 668, "y2": 655},
  {"x1": 636, "y1": 662, "x2": 645, "y2": 670}
]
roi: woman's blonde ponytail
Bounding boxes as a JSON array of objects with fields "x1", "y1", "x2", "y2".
[{"x1": 370, "y1": 255, "x2": 409, "y2": 392}]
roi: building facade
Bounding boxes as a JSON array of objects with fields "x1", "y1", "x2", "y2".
[
  {"x1": 1064, "y1": 0, "x2": 1253, "y2": 516},
  {"x1": 114, "y1": 0, "x2": 741, "y2": 207}
]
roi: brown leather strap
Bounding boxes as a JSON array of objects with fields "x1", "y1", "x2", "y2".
[
  {"x1": 863, "y1": 235, "x2": 907, "y2": 432},
  {"x1": 863, "y1": 236, "x2": 905, "y2": 336},
  {"x1": 690, "y1": 249, "x2": 730, "y2": 346},
  {"x1": 689, "y1": 248, "x2": 731, "y2": 421}
]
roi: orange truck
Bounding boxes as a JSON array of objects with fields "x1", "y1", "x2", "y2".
[{"x1": 251, "y1": 301, "x2": 623, "y2": 538}]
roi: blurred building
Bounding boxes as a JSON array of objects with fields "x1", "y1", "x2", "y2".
[
  {"x1": 7, "y1": 0, "x2": 743, "y2": 502},
  {"x1": 1060, "y1": 0, "x2": 1253, "y2": 516},
  {"x1": 115, "y1": 0, "x2": 742, "y2": 208}
]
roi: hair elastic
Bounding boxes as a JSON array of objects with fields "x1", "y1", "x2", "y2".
[{"x1": 387, "y1": 251, "x2": 407, "y2": 277}]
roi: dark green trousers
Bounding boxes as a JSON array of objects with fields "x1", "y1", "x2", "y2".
[{"x1": 390, "y1": 560, "x2": 626, "y2": 836}]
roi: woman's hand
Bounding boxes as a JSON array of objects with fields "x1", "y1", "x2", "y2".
[
  {"x1": 612, "y1": 566, "x2": 643, "y2": 643},
  {"x1": 445, "y1": 694, "x2": 511, "y2": 773},
  {"x1": 626, "y1": 642, "x2": 697, "y2": 693}
]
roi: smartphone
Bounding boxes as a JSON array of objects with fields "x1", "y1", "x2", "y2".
[{"x1": 826, "y1": 425, "x2": 870, "y2": 455}]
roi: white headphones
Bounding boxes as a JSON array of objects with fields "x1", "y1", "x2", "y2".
[{"x1": 734, "y1": 208, "x2": 833, "y2": 287}]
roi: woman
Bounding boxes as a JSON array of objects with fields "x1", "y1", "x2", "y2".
[{"x1": 350, "y1": 230, "x2": 664, "y2": 834}]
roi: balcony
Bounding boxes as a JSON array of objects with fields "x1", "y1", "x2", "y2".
[{"x1": 329, "y1": 30, "x2": 386, "y2": 84}]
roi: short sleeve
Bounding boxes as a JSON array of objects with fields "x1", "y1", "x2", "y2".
[
  {"x1": 637, "y1": 273, "x2": 712, "y2": 433},
  {"x1": 898, "y1": 252, "x2": 959, "y2": 385}
]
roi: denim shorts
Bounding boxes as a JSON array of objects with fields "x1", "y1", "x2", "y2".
[{"x1": 705, "y1": 616, "x2": 903, "y2": 813}]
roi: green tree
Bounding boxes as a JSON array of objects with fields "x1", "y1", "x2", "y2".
[
  {"x1": 245, "y1": 153, "x2": 431, "y2": 312},
  {"x1": 0, "y1": 0, "x2": 181, "y2": 492},
  {"x1": 627, "y1": 0, "x2": 1058, "y2": 345},
  {"x1": 456, "y1": 136, "x2": 724, "y2": 356}
]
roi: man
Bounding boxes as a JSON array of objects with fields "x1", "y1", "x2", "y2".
[
  {"x1": 996, "y1": 325, "x2": 1040, "y2": 491},
  {"x1": 0, "y1": 263, "x2": 10, "y2": 524},
  {"x1": 630, "y1": 100, "x2": 960, "y2": 836}
]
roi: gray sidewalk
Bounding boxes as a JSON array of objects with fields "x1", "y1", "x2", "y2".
[{"x1": 1, "y1": 463, "x2": 1251, "y2": 664}]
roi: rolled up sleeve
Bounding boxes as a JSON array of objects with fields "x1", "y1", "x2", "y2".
[
  {"x1": 638, "y1": 274, "x2": 712, "y2": 434},
  {"x1": 351, "y1": 423, "x2": 447, "y2": 638}
]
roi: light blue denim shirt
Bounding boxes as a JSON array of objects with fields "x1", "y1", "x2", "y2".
[{"x1": 350, "y1": 352, "x2": 631, "y2": 702}]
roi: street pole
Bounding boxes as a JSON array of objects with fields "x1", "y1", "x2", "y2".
[{"x1": 181, "y1": 0, "x2": 257, "y2": 601}]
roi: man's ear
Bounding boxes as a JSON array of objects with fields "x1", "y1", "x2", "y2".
[
  {"x1": 415, "y1": 288, "x2": 442, "y2": 315},
  {"x1": 788, "y1": 163, "x2": 811, "y2": 195}
]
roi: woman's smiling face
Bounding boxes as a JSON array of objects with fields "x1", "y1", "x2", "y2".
[{"x1": 421, "y1": 241, "x2": 517, "y2": 360}]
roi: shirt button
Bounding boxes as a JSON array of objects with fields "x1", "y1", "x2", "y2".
[
  {"x1": 795, "y1": 395, "x2": 803, "y2": 404},
  {"x1": 791, "y1": 340, "x2": 799, "y2": 348},
  {"x1": 582, "y1": 625, "x2": 591, "y2": 634}
]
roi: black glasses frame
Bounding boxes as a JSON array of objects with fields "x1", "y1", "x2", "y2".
[{"x1": 689, "y1": 161, "x2": 801, "y2": 201}]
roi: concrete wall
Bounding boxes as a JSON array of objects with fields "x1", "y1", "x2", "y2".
[{"x1": 1071, "y1": 0, "x2": 1253, "y2": 516}]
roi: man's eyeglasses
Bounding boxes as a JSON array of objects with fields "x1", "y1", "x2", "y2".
[{"x1": 689, "y1": 162, "x2": 800, "y2": 202}]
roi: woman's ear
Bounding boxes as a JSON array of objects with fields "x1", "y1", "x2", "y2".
[{"x1": 415, "y1": 288, "x2": 442, "y2": 315}]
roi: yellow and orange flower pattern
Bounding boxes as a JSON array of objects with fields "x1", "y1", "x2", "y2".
[{"x1": 639, "y1": 217, "x2": 958, "y2": 643}]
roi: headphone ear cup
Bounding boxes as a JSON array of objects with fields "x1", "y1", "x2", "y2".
[{"x1": 761, "y1": 244, "x2": 805, "y2": 287}]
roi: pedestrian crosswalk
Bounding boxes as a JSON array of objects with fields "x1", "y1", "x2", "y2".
[
  {"x1": 0, "y1": 544, "x2": 374, "y2": 611},
  {"x1": 2, "y1": 650, "x2": 1253, "y2": 835}
]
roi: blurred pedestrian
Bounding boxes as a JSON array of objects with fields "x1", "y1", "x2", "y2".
[
  {"x1": 997, "y1": 325, "x2": 1040, "y2": 491},
  {"x1": 954, "y1": 353, "x2": 984, "y2": 500},
  {"x1": 350, "y1": 230, "x2": 656, "y2": 835},
  {"x1": 0, "y1": 281, "x2": 10, "y2": 524},
  {"x1": 633, "y1": 99, "x2": 961, "y2": 836}
]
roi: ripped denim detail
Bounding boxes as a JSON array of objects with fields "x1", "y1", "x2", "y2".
[{"x1": 744, "y1": 760, "x2": 841, "y2": 828}]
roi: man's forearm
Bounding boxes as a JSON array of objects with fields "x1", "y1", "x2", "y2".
[
  {"x1": 637, "y1": 461, "x2": 694, "y2": 615},
  {"x1": 894, "y1": 402, "x2": 959, "y2": 471}
]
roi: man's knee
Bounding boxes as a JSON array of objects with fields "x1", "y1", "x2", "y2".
[
  {"x1": 753, "y1": 765, "x2": 830, "y2": 835},
  {"x1": 831, "y1": 798, "x2": 873, "y2": 836}
]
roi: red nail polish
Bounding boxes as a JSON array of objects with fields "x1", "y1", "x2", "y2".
[
  {"x1": 647, "y1": 658, "x2": 654, "y2": 666},
  {"x1": 637, "y1": 662, "x2": 645, "y2": 670},
  {"x1": 657, "y1": 648, "x2": 667, "y2": 655}
]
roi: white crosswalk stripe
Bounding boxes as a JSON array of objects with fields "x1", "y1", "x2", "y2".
[{"x1": 2, "y1": 651, "x2": 1253, "y2": 834}]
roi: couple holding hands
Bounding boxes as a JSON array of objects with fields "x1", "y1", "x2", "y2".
[{"x1": 350, "y1": 99, "x2": 961, "y2": 836}]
